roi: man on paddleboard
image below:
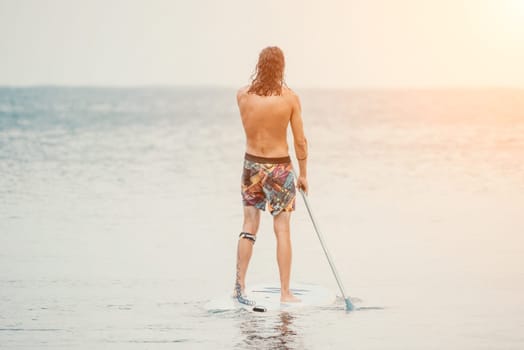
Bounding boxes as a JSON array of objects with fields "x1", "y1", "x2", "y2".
[{"x1": 234, "y1": 46, "x2": 308, "y2": 304}]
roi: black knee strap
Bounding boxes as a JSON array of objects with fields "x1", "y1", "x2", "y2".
[{"x1": 239, "y1": 232, "x2": 256, "y2": 244}]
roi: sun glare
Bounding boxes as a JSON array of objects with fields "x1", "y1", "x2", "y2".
[
  {"x1": 505, "y1": 1, "x2": 524, "y2": 30},
  {"x1": 476, "y1": 0, "x2": 524, "y2": 46}
]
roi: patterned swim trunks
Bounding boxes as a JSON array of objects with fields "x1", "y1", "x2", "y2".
[{"x1": 241, "y1": 153, "x2": 296, "y2": 216}]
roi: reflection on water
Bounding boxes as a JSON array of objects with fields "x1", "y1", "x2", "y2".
[{"x1": 236, "y1": 311, "x2": 301, "y2": 350}]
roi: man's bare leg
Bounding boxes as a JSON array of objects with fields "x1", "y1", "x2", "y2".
[
  {"x1": 234, "y1": 206, "x2": 260, "y2": 299},
  {"x1": 273, "y1": 211, "x2": 301, "y2": 302}
]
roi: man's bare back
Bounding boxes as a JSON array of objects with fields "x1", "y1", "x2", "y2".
[{"x1": 237, "y1": 85, "x2": 308, "y2": 192}]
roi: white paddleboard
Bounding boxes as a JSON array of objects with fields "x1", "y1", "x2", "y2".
[{"x1": 205, "y1": 282, "x2": 336, "y2": 312}]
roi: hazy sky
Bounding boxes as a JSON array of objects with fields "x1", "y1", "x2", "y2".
[{"x1": 1, "y1": 0, "x2": 523, "y2": 88}]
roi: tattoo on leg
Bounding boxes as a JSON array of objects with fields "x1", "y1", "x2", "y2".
[{"x1": 234, "y1": 232, "x2": 256, "y2": 306}]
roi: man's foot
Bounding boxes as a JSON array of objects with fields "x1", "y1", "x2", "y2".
[
  {"x1": 232, "y1": 287, "x2": 256, "y2": 306},
  {"x1": 232, "y1": 282, "x2": 245, "y2": 298},
  {"x1": 280, "y1": 293, "x2": 301, "y2": 303}
]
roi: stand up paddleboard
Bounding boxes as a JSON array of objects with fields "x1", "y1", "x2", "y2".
[{"x1": 205, "y1": 282, "x2": 336, "y2": 312}]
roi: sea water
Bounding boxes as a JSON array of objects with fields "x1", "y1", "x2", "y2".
[{"x1": 1, "y1": 87, "x2": 523, "y2": 349}]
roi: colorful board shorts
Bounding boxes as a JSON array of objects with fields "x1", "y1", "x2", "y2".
[{"x1": 241, "y1": 153, "x2": 296, "y2": 216}]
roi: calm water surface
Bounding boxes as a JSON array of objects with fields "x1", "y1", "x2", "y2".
[{"x1": 1, "y1": 87, "x2": 523, "y2": 349}]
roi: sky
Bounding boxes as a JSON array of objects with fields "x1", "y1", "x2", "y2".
[{"x1": 1, "y1": 0, "x2": 523, "y2": 88}]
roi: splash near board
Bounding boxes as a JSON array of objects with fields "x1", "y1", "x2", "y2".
[{"x1": 205, "y1": 282, "x2": 336, "y2": 312}]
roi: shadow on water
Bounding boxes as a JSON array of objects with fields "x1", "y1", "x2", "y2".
[
  {"x1": 320, "y1": 296, "x2": 386, "y2": 312},
  {"x1": 350, "y1": 298, "x2": 386, "y2": 312},
  {"x1": 354, "y1": 306, "x2": 386, "y2": 311},
  {"x1": 319, "y1": 305, "x2": 386, "y2": 312},
  {"x1": 235, "y1": 311, "x2": 302, "y2": 350}
]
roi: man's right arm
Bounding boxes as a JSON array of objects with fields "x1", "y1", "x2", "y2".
[{"x1": 289, "y1": 92, "x2": 308, "y2": 193}]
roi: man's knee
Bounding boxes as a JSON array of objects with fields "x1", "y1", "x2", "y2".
[
  {"x1": 274, "y1": 229, "x2": 290, "y2": 240},
  {"x1": 273, "y1": 212, "x2": 291, "y2": 234},
  {"x1": 243, "y1": 206, "x2": 261, "y2": 233}
]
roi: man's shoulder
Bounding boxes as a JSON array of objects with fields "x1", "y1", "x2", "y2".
[
  {"x1": 237, "y1": 85, "x2": 250, "y2": 100},
  {"x1": 282, "y1": 86, "x2": 301, "y2": 106},
  {"x1": 282, "y1": 86, "x2": 299, "y2": 97}
]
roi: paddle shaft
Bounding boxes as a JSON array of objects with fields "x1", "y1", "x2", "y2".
[{"x1": 297, "y1": 185, "x2": 354, "y2": 310}]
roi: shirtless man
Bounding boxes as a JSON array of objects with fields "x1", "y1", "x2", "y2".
[{"x1": 234, "y1": 46, "x2": 308, "y2": 304}]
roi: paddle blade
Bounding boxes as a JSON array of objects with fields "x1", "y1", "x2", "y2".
[{"x1": 345, "y1": 298, "x2": 355, "y2": 311}]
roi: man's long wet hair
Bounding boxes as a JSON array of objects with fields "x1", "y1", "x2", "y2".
[{"x1": 248, "y1": 46, "x2": 287, "y2": 96}]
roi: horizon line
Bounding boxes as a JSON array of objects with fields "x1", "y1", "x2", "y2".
[{"x1": 0, "y1": 83, "x2": 523, "y2": 91}]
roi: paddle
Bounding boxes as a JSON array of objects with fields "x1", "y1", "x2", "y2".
[{"x1": 296, "y1": 183, "x2": 355, "y2": 311}]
